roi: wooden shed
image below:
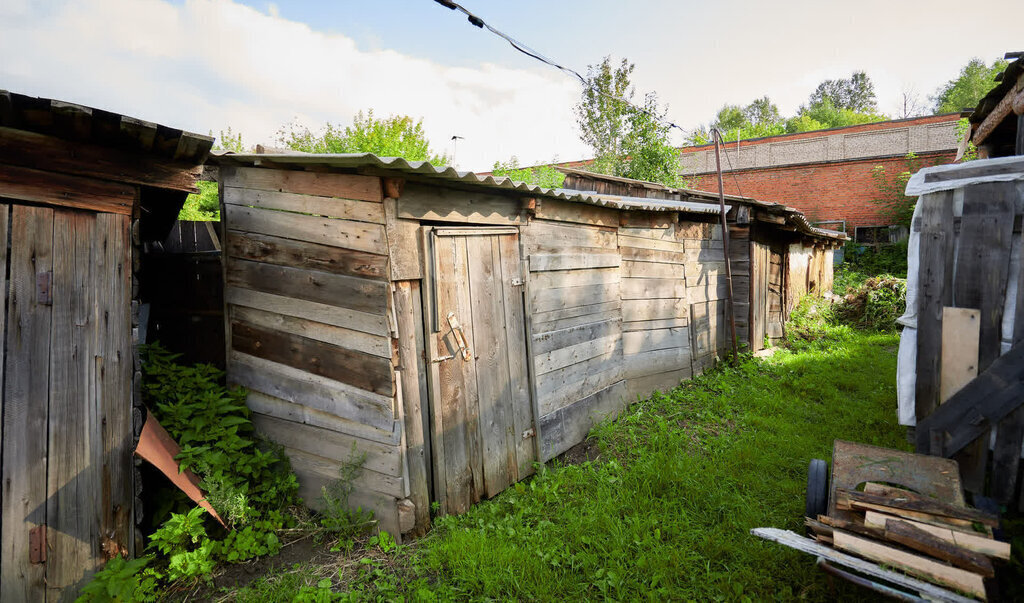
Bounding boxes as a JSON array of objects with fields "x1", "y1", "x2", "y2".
[
  {"x1": 559, "y1": 168, "x2": 845, "y2": 352},
  {"x1": 212, "y1": 154, "x2": 844, "y2": 538},
  {"x1": 0, "y1": 91, "x2": 211, "y2": 600}
]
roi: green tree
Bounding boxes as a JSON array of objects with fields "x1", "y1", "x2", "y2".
[
  {"x1": 931, "y1": 57, "x2": 1008, "y2": 114},
  {"x1": 574, "y1": 57, "x2": 682, "y2": 185},
  {"x1": 687, "y1": 96, "x2": 785, "y2": 145},
  {"x1": 491, "y1": 157, "x2": 566, "y2": 189},
  {"x1": 212, "y1": 127, "x2": 246, "y2": 153},
  {"x1": 787, "y1": 98, "x2": 886, "y2": 132},
  {"x1": 278, "y1": 110, "x2": 449, "y2": 165},
  {"x1": 807, "y1": 71, "x2": 877, "y2": 113}
]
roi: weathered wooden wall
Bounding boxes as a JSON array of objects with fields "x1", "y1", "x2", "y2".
[
  {"x1": 0, "y1": 203, "x2": 134, "y2": 601},
  {"x1": 219, "y1": 166, "x2": 406, "y2": 535},
  {"x1": 524, "y1": 202, "x2": 626, "y2": 461}
]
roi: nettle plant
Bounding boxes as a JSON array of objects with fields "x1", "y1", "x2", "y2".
[{"x1": 78, "y1": 345, "x2": 302, "y2": 600}]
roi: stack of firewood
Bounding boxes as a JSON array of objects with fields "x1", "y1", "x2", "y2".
[{"x1": 805, "y1": 483, "x2": 1010, "y2": 600}]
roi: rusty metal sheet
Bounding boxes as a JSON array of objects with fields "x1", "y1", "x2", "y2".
[{"x1": 828, "y1": 440, "x2": 964, "y2": 522}]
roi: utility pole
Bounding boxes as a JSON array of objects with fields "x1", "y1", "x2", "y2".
[{"x1": 713, "y1": 128, "x2": 740, "y2": 362}]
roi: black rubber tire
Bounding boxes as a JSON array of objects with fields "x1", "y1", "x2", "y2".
[{"x1": 805, "y1": 459, "x2": 828, "y2": 524}]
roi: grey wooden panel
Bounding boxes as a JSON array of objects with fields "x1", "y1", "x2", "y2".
[
  {"x1": 497, "y1": 234, "x2": 535, "y2": 480},
  {"x1": 1, "y1": 204, "x2": 52, "y2": 602},
  {"x1": 226, "y1": 257, "x2": 389, "y2": 316},
  {"x1": 225, "y1": 204, "x2": 388, "y2": 255},
  {"x1": 393, "y1": 281, "x2": 431, "y2": 533},
  {"x1": 397, "y1": 182, "x2": 520, "y2": 225},
  {"x1": 915, "y1": 191, "x2": 954, "y2": 423},
  {"x1": 222, "y1": 185, "x2": 385, "y2": 223},
  {"x1": 46, "y1": 211, "x2": 101, "y2": 597},
  {"x1": 539, "y1": 380, "x2": 628, "y2": 462},
  {"x1": 225, "y1": 166, "x2": 383, "y2": 202},
  {"x1": 95, "y1": 213, "x2": 134, "y2": 559}
]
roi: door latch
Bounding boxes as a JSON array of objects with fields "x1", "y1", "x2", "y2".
[{"x1": 447, "y1": 312, "x2": 471, "y2": 361}]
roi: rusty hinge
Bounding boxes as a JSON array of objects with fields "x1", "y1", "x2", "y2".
[
  {"x1": 37, "y1": 271, "x2": 52, "y2": 305},
  {"x1": 522, "y1": 428, "x2": 535, "y2": 440},
  {"x1": 29, "y1": 525, "x2": 46, "y2": 564}
]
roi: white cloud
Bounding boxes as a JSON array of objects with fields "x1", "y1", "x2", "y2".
[{"x1": 0, "y1": 0, "x2": 587, "y2": 170}]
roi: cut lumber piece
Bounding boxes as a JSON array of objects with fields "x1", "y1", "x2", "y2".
[
  {"x1": 816, "y1": 514, "x2": 886, "y2": 541},
  {"x1": 750, "y1": 528, "x2": 979, "y2": 603},
  {"x1": 864, "y1": 511, "x2": 1010, "y2": 560},
  {"x1": 940, "y1": 307, "x2": 980, "y2": 402},
  {"x1": 883, "y1": 518, "x2": 994, "y2": 577},
  {"x1": 832, "y1": 530, "x2": 986, "y2": 600},
  {"x1": 835, "y1": 488, "x2": 998, "y2": 527}
]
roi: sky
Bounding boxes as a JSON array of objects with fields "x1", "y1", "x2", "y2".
[{"x1": 1, "y1": 0, "x2": 1021, "y2": 171}]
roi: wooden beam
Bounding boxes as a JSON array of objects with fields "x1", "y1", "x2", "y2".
[
  {"x1": 972, "y1": 73, "x2": 1024, "y2": 146},
  {"x1": 0, "y1": 163, "x2": 136, "y2": 214},
  {"x1": 0, "y1": 126, "x2": 204, "y2": 193},
  {"x1": 835, "y1": 488, "x2": 998, "y2": 527},
  {"x1": 863, "y1": 511, "x2": 1011, "y2": 560},
  {"x1": 883, "y1": 518, "x2": 994, "y2": 577}
]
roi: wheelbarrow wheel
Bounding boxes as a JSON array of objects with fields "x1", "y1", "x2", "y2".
[{"x1": 805, "y1": 459, "x2": 828, "y2": 524}]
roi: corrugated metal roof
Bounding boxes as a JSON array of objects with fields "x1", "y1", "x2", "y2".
[{"x1": 212, "y1": 152, "x2": 727, "y2": 215}]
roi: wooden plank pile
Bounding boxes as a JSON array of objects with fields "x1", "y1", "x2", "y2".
[{"x1": 804, "y1": 483, "x2": 1010, "y2": 600}]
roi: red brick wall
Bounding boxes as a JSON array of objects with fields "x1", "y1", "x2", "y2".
[{"x1": 690, "y1": 151, "x2": 955, "y2": 231}]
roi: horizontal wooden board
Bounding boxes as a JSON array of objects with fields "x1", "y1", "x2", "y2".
[
  {"x1": 535, "y1": 333, "x2": 621, "y2": 376},
  {"x1": 684, "y1": 247, "x2": 726, "y2": 264},
  {"x1": 618, "y1": 226, "x2": 676, "y2": 241},
  {"x1": 529, "y1": 252, "x2": 620, "y2": 272},
  {"x1": 531, "y1": 300, "x2": 621, "y2": 329},
  {"x1": 233, "y1": 305, "x2": 391, "y2": 358},
  {"x1": 226, "y1": 230, "x2": 389, "y2": 280},
  {"x1": 619, "y1": 246, "x2": 686, "y2": 265},
  {"x1": 528, "y1": 266, "x2": 619, "y2": 291},
  {"x1": 685, "y1": 262, "x2": 726, "y2": 282},
  {"x1": 539, "y1": 380, "x2": 628, "y2": 462},
  {"x1": 620, "y1": 277, "x2": 687, "y2": 300},
  {"x1": 251, "y1": 413, "x2": 401, "y2": 477},
  {"x1": 226, "y1": 257, "x2": 388, "y2": 315},
  {"x1": 225, "y1": 204, "x2": 388, "y2": 255},
  {"x1": 290, "y1": 461, "x2": 400, "y2": 537},
  {"x1": 525, "y1": 219, "x2": 617, "y2": 252},
  {"x1": 537, "y1": 345, "x2": 624, "y2": 416},
  {"x1": 223, "y1": 186, "x2": 384, "y2": 223},
  {"x1": 0, "y1": 162, "x2": 136, "y2": 214},
  {"x1": 622, "y1": 298, "x2": 688, "y2": 322},
  {"x1": 532, "y1": 309, "x2": 622, "y2": 334},
  {"x1": 533, "y1": 198, "x2": 618, "y2": 226},
  {"x1": 677, "y1": 222, "x2": 721, "y2": 240},
  {"x1": 687, "y1": 282, "x2": 730, "y2": 304},
  {"x1": 232, "y1": 320, "x2": 394, "y2": 396},
  {"x1": 622, "y1": 317, "x2": 689, "y2": 332},
  {"x1": 622, "y1": 327, "x2": 690, "y2": 355},
  {"x1": 247, "y1": 390, "x2": 399, "y2": 445},
  {"x1": 281, "y1": 445, "x2": 404, "y2": 498},
  {"x1": 627, "y1": 367, "x2": 692, "y2": 401},
  {"x1": 397, "y1": 182, "x2": 520, "y2": 224},
  {"x1": 530, "y1": 281, "x2": 621, "y2": 314},
  {"x1": 531, "y1": 318, "x2": 620, "y2": 355},
  {"x1": 226, "y1": 166, "x2": 383, "y2": 202},
  {"x1": 229, "y1": 352, "x2": 393, "y2": 431},
  {"x1": 624, "y1": 347, "x2": 692, "y2": 379},
  {"x1": 226, "y1": 287, "x2": 389, "y2": 336},
  {"x1": 620, "y1": 260, "x2": 683, "y2": 279},
  {"x1": 618, "y1": 233, "x2": 684, "y2": 253},
  {"x1": 684, "y1": 238, "x2": 725, "y2": 250}
]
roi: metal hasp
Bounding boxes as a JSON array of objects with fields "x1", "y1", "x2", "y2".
[
  {"x1": 712, "y1": 129, "x2": 739, "y2": 362},
  {"x1": 827, "y1": 439, "x2": 964, "y2": 523},
  {"x1": 446, "y1": 311, "x2": 471, "y2": 361}
]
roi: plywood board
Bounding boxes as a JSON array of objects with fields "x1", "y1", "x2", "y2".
[{"x1": 940, "y1": 307, "x2": 979, "y2": 403}]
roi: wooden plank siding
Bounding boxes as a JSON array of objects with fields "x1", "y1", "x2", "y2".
[
  {"x1": 219, "y1": 168, "x2": 406, "y2": 536},
  {"x1": 0, "y1": 203, "x2": 134, "y2": 601}
]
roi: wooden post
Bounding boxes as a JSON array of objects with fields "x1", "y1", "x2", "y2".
[{"x1": 712, "y1": 129, "x2": 739, "y2": 362}]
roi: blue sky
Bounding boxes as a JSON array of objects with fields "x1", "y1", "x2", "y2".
[{"x1": 1, "y1": 0, "x2": 1021, "y2": 170}]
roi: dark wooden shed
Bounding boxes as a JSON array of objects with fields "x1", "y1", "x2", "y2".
[{"x1": 0, "y1": 91, "x2": 211, "y2": 600}]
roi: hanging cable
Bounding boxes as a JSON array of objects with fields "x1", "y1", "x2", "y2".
[{"x1": 432, "y1": 0, "x2": 691, "y2": 138}]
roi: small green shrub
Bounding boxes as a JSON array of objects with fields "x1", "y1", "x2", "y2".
[
  {"x1": 318, "y1": 448, "x2": 375, "y2": 537},
  {"x1": 835, "y1": 275, "x2": 906, "y2": 331},
  {"x1": 178, "y1": 181, "x2": 219, "y2": 221},
  {"x1": 75, "y1": 556, "x2": 158, "y2": 603},
  {"x1": 843, "y1": 241, "x2": 908, "y2": 278}
]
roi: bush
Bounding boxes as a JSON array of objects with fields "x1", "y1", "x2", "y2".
[
  {"x1": 834, "y1": 275, "x2": 906, "y2": 331},
  {"x1": 842, "y1": 241, "x2": 908, "y2": 278}
]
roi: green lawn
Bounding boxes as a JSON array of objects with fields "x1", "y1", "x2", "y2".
[{"x1": 229, "y1": 326, "x2": 909, "y2": 601}]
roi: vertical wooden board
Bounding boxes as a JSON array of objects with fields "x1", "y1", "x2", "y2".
[
  {"x1": 940, "y1": 307, "x2": 979, "y2": 403},
  {"x1": 1, "y1": 204, "x2": 53, "y2": 602},
  {"x1": 452, "y1": 236, "x2": 483, "y2": 505},
  {"x1": 433, "y1": 235, "x2": 472, "y2": 514},
  {"x1": 467, "y1": 236, "x2": 514, "y2": 498},
  {"x1": 393, "y1": 281, "x2": 431, "y2": 533},
  {"x1": 46, "y1": 211, "x2": 101, "y2": 596},
  {"x1": 952, "y1": 184, "x2": 1014, "y2": 492},
  {"x1": 497, "y1": 234, "x2": 535, "y2": 480},
  {"x1": 420, "y1": 230, "x2": 446, "y2": 514},
  {"x1": 915, "y1": 192, "x2": 953, "y2": 425},
  {"x1": 0, "y1": 203, "x2": 7, "y2": 404},
  {"x1": 992, "y1": 405, "x2": 1024, "y2": 505},
  {"x1": 95, "y1": 213, "x2": 134, "y2": 558}
]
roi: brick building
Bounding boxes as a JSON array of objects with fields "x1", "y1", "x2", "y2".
[{"x1": 556, "y1": 113, "x2": 965, "y2": 237}]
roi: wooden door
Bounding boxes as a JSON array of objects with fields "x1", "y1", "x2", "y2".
[{"x1": 424, "y1": 227, "x2": 533, "y2": 515}]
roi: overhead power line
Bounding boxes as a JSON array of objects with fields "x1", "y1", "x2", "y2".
[{"x1": 432, "y1": 0, "x2": 691, "y2": 137}]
